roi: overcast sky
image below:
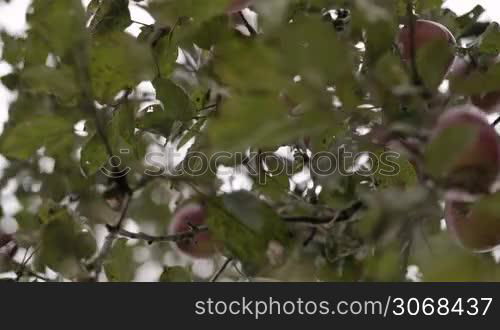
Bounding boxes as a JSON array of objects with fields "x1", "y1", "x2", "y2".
[{"x1": 0, "y1": 0, "x2": 498, "y2": 131}]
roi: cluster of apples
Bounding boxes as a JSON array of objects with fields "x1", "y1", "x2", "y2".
[
  {"x1": 169, "y1": 11, "x2": 500, "y2": 257},
  {"x1": 397, "y1": 19, "x2": 500, "y2": 252}
]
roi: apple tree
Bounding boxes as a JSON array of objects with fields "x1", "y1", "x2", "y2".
[{"x1": 1, "y1": 0, "x2": 500, "y2": 282}]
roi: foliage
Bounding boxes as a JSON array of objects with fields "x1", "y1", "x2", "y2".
[{"x1": 0, "y1": 0, "x2": 500, "y2": 282}]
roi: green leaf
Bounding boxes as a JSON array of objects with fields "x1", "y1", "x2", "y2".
[
  {"x1": 104, "y1": 238, "x2": 136, "y2": 282},
  {"x1": 279, "y1": 15, "x2": 354, "y2": 86},
  {"x1": 451, "y1": 63, "x2": 500, "y2": 95},
  {"x1": 207, "y1": 191, "x2": 288, "y2": 268},
  {"x1": 136, "y1": 104, "x2": 175, "y2": 137},
  {"x1": 138, "y1": 25, "x2": 177, "y2": 78},
  {"x1": 38, "y1": 201, "x2": 70, "y2": 225},
  {"x1": 110, "y1": 103, "x2": 136, "y2": 146},
  {"x1": 364, "y1": 19, "x2": 398, "y2": 66},
  {"x1": 28, "y1": 0, "x2": 87, "y2": 57},
  {"x1": 479, "y1": 22, "x2": 500, "y2": 55},
  {"x1": 20, "y1": 65, "x2": 79, "y2": 105},
  {"x1": 424, "y1": 124, "x2": 478, "y2": 180},
  {"x1": 214, "y1": 38, "x2": 288, "y2": 93},
  {"x1": 415, "y1": 0, "x2": 444, "y2": 12},
  {"x1": 0, "y1": 72, "x2": 19, "y2": 91},
  {"x1": 374, "y1": 150, "x2": 417, "y2": 189},
  {"x1": 207, "y1": 93, "x2": 333, "y2": 152},
  {"x1": 188, "y1": 15, "x2": 232, "y2": 49},
  {"x1": 149, "y1": 0, "x2": 231, "y2": 25},
  {"x1": 38, "y1": 209, "x2": 96, "y2": 278},
  {"x1": 411, "y1": 231, "x2": 500, "y2": 281},
  {"x1": 416, "y1": 39, "x2": 454, "y2": 91},
  {"x1": 80, "y1": 133, "x2": 108, "y2": 177},
  {"x1": 0, "y1": 32, "x2": 25, "y2": 65},
  {"x1": 159, "y1": 266, "x2": 192, "y2": 282},
  {"x1": 88, "y1": 0, "x2": 131, "y2": 33},
  {"x1": 0, "y1": 115, "x2": 74, "y2": 160},
  {"x1": 153, "y1": 77, "x2": 196, "y2": 122},
  {"x1": 90, "y1": 31, "x2": 155, "y2": 103}
]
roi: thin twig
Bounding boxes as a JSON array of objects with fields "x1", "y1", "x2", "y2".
[
  {"x1": 492, "y1": 116, "x2": 500, "y2": 127},
  {"x1": 131, "y1": 19, "x2": 149, "y2": 27},
  {"x1": 117, "y1": 225, "x2": 209, "y2": 244},
  {"x1": 282, "y1": 215, "x2": 334, "y2": 224},
  {"x1": 15, "y1": 246, "x2": 39, "y2": 282},
  {"x1": 10, "y1": 260, "x2": 54, "y2": 282},
  {"x1": 303, "y1": 227, "x2": 317, "y2": 247},
  {"x1": 282, "y1": 201, "x2": 364, "y2": 224},
  {"x1": 112, "y1": 193, "x2": 132, "y2": 230},
  {"x1": 211, "y1": 258, "x2": 233, "y2": 282},
  {"x1": 238, "y1": 11, "x2": 257, "y2": 36},
  {"x1": 89, "y1": 193, "x2": 132, "y2": 278}
]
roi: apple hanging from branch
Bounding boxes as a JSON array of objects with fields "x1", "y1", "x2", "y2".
[
  {"x1": 397, "y1": 19, "x2": 456, "y2": 86},
  {"x1": 425, "y1": 106, "x2": 500, "y2": 193},
  {"x1": 445, "y1": 194, "x2": 500, "y2": 252},
  {"x1": 168, "y1": 203, "x2": 219, "y2": 259},
  {"x1": 397, "y1": 19, "x2": 456, "y2": 61}
]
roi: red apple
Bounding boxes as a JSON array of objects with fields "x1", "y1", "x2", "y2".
[
  {"x1": 445, "y1": 196, "x2": 500, "y2": 252},
  {"x1": 168, "y1": 203, "x2": 218, "y2": 258},
  {"x1": 397, "y1": 19, "x2": 456, "y2": 61},
  {"x1": 446, "y1": 56, "x2": 473, "y2": 80},
  {"x1": 427, "y1": 106, "x2": 500, "y2": 192}
]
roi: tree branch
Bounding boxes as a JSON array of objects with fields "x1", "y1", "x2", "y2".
[
  {"x1": 282, "y1": 201, "x2": 364, "y2": 224},
  {"x1": 117, "y1": 224, "x2": 208, "y2": 244},
  {"x1": 10, "y1": 260, "x2": 55, "y2": 282},
  {"x1": 88, "y1": 192, "x2": 132, "y2": 278}
]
